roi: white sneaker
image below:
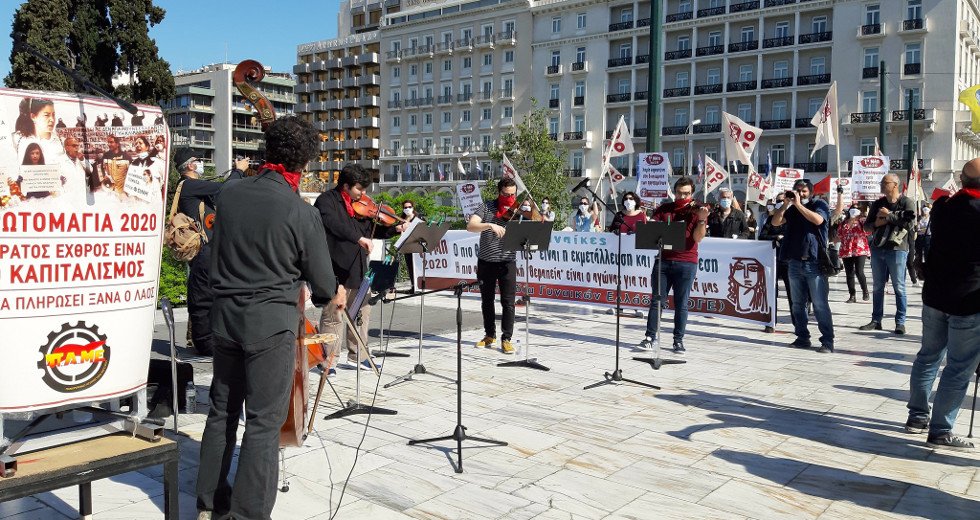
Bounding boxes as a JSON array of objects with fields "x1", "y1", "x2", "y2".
[
  {"x1": 633, "y1": 310, "x2": 644, "y2": 318},
  {"x1": 340, "y1": 359, "x2": 380, "y2": 371},
  {"x1": 635, "y1": 337, "x2": 655, "y2": 351}
]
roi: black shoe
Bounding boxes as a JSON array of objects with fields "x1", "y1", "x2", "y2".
[
  {"x1": 816, "y1": 344, "x2": 834, "y2": 354},
  {"x1": 790, "y1": 338, "x2": 812, "y2": 349},
  {"x1": 672, "y1": 341, "x2": 686, "y2": 355},
  {"x1": 904, "y1": 417, "x2": 929, "y2": 434},
  {"x1": 862, "y1": 292, "x2": 870, "y2": 301},
  {"x1": 926, "y1": 433, "x2": 975, "y2": 451},
  {"x1": 895, "y1": 324, "x2": 906, "y2": 335},
  {"x1": 858, "y1": 321, "x2": 882, "y2": 331},
  {"x1": 764, "y1": 326, "x2": 775, "y2": 333},
  {"x1": 845, "y1": 295, "x2": 857, "y2": 303}
]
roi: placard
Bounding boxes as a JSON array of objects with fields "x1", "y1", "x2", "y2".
[
  {"x1": 636, "y1": 152, "x2": 671, "y2": 204},
  {"x1": 456, "y1": 181, "x2": 483, "y2": 219},
  {"x1": 773, "y1": 167, "x2": 805, "y2": 194},
  {"x1": 851, "y1": 155, "x2": 889, "y2": 202},
  {"x1": 828, "y1": 177, "x2": 853, "y2": 207}
]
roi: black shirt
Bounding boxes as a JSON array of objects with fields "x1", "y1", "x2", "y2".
[
  {"x1": 707, "y1": 208, "x2": 749, "y2": 239},
  {"x1": 314, "y1": 189, "x2": 398, "y2": 289},
  {"x1": 475, "y1": 200, "x2": 516, "y2": 263},
  {"x1": 779, "y1": 199, "x2": 829, "y2": 262},
  {"x1": 177, "y1": 170, "x2": 244, "y2": 242},
  {"x1": 865, "y1": 195, "x2": 916, "y2": 251},
  {"x1": 923, "y1": 192, "x2": 980, "y2": 315},
  {"x1": 209, "y1": 170, "x2": 338, "y2": 344}
]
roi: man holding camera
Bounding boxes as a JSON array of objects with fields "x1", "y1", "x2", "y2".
[
  {"x1": 860, "y1": 173, "x2": 916, "y2": 334},
  {"x1": 770, "y1": 179, "x2": 835, "y2": 352}
]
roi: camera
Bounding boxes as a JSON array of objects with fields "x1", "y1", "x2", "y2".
[{"x1": 784, "y1": 190, "x2": 796, "y2": 200}]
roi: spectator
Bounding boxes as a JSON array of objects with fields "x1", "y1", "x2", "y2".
[
  {"x1": 609, "y1": 191, "x2": 647, "y2": 234},
  {"x1": 746, "y1": 209, "x2": 758, "y2": 239},
  {"x1": 539, "y1": 197, "x2": 556, "y2": 222},
  {"x1": 860, "y1": 173, "x2": 917, "y2": 335},
  {"x1": 572, "y1": 195, "x2": 600, "y2": 232},
  {"x1": 769, "y1": 179, "x2": 835, "y2": 353},
  {"x1": 707, "y1": 187, "x2": 749, "y2": 239},
  {"x1": 400, "y1": 199, "x2": 422, "y2": 294},
  {"x1": 904, "y1": 158, "x2": 980, "y2": 451},
  {"x1": 759, "y1": 193, "x2": 794, "y2": 333},
  {"x1": 914, "y1": 203, "x2": 932, "y2": 268},
  {"x1": 838, "y1": 204, "x2": 871, "y2": 303}
]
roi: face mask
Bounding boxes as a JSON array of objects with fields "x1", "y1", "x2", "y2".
[
  {"x1": 498, "y1": 193, "x2": 516, "y2": 208},
  {"x1": 675, "y1": 195, "x2": 692, "y2": 205},
  {"x1": 719, "y1": 199, "x2": 732, "y2": 209},
  {"x1": 766, "y1": 204, "x2": 775, "y2": 212},
  {"x1": 194, "y1": 161, "x2": 205, "y2": 175},
  {"x1": 542, "y1": 203, "x2": 550, "y2": 210},
  {"x1": 579, "y1": 204, "x2": 590, "y2": 213},
  {"x1": 403, "y1": 207, "x2": 414, "y2": 216},
  {"x1": 137, "y1": 151, "x2": 149, "y2": 159},
  {"x1": 775, "y1": 201, "x2": 784, "y2": 209},
  {"x1": 922, "y1": 207, "x2": 930, "y2": 215},
  {"x1": 520, "y1": 203, "x2": 531, "y2": 212},
  {"x1": 624, "y1": 200, "x2": 636, "y2": 211},
  {"x1": 848, "y1": 208, "x2": 861, "y2": 218},
  {"x1": 800, "y1": 198, "x2": 810, "y2": 205}
]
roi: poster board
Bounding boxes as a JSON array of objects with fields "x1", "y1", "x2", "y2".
[
  {"x1": 636, "y1": 152, "x2": 671, "y2": 204},
  {"x1": 851, "y1": 155, "x2": 889, "y2": 202}
]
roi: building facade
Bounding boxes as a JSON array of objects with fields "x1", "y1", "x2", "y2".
[{"x1": 163, "y1": 64, "x2": 295, "y2": 176}]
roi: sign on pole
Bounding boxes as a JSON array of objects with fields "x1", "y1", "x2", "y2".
[
  {"x1": 773, "y1": 167, "x2": 806, "y2": 194},
  {"x1": 851, "y1": 155, "x2": 889, "y2": 202},
  {"x1": 636, "y1": 152, "x2": 671, "y2": 205},
  {"x1": 456, "y1": 181, "x2": 483, "y2": 219}
]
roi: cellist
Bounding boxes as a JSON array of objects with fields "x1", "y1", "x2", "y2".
[{"x1": 196, "y1": 116, "x2": 344, "y2": 520}]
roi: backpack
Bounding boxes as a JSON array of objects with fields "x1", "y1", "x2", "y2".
[{"x1": 163, "y1": 181, "x2": 207, "y2": 262}]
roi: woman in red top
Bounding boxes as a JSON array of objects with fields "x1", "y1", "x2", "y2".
[
  {"x1": 838, "y1": 204, "x2": 871, "y2": 303},
  {"x1": 609, "y1": 191, "x2": 647, "y2": 234}
]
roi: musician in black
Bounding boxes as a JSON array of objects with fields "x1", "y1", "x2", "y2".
[
  {"x1": 315, "y1": 164, "x2": 406, "y2": 373},
  {"x1": 467, "y1": 177, "x2": 519, "y2": 354},
  {"x1": 197, "y1": 116, "x2": 342, "y2": 520}
]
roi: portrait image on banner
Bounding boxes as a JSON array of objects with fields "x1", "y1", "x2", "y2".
[
  {"x1": 851, "y1": 155, "x2": 890, "y2": 202},
  {"x1": 636, "y1": 152, "x2": 671, "y2": 204},
  {"x1": 0, "y1": 88, "x2": 168, "y2": 413}
]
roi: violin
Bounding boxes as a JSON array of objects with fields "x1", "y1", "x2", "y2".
[
  {"x1": 500, "y1": 194, "x2": 544, "y2": 222},
  {"x1": 352, "y1": 193, "x2": 410, "y2": 226}
]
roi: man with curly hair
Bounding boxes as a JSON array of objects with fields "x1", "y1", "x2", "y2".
[{"x1": 196, "y1": 116, "x2": 344, "y2": 520}]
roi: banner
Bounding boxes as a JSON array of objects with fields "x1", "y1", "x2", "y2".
[
  {"x1": 746, "y1": 168, "x2": 773, "y2": 204},
  {"x1": 851, "y1": 155, "x2": 889, "y2": 202},
  {"x1": 636, "y1": 153, "x2": 671, "y2": 204},
  {"x1": 773, "y1": 167, "x2": 805, "y2": 194},
  {"x1": 0, "y1": 89, "x2": 167, "y2": 413},
  {"x1": 456, "y1": 181, "x2": 483, "y2": 219},
  {"x1": 415, "y1": 232, "x2": 776, "y2": 327},
  {"x1": 828, "y1": 177, "x2": 853, "y2": 208}
]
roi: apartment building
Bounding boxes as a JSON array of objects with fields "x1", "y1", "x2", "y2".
[
  {"x1": 163, "y1": 64, "x2": 295, "y2": 176},
  {"x1": 377, "y1": 0, "x2": 533, "y2": 199}
]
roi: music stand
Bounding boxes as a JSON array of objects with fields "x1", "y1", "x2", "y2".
[
  {"x1": 385, "y1": 222, "x2": 455, "y2": 388},
  {"x1": 497, "y1": 221, "x2": 553, "y2": 371},
  {"x1": 632, "y1": 221, "x2": 689, "y2": 370},
  {"x1": 369, "y1": 259, "x2": 410, "y2": 358}
]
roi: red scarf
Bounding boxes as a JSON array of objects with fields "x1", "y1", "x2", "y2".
[
  {"x1": 339, "y1": 189, "x2": 355, "y2": 217},
  {"x1": 958, "y1": 187, "x2": 980, "y2": 199},
  {"x1": 260, "y1": 163, "x2": 301, "y2": 192},
  {"x1": 494, "y1": 194, "x2": 517, "y2": 218}
]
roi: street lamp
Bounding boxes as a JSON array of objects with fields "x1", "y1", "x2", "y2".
[{"x1": 683, "y1": 119, "x2": 701, "y2": 178}]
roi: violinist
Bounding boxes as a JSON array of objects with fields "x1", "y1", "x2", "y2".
[
  {"x1": 636, "y1": 176, "x2": 709, "y2": 356},
  {"x1": 314, "y1": 163, "x2": 407, "y2": 373},
  {"x1": 197, "y1": 116, "x2": 342, "y2": 520},
  {"x1": 466, "y1": 177, "x2": 519, "y2": 354}
]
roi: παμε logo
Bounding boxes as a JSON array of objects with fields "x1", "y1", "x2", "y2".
[{"x1": 36, "y1": 321, "x2": 110, "y2": 393}]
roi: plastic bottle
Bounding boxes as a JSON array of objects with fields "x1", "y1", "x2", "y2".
[{"x1": 185, "y1": 382, "x2": 196, "y2": 412}]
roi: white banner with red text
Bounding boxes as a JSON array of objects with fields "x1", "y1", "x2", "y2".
[
  {"x1": 414, "y1": 232, "x2": 776, "y2": 327},
  {"x1": 0, "y1": 88, "x2": 167, "y2": 413}
]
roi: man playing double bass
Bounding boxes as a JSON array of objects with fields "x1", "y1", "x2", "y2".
[{"x1": 196, "y1": 116, "x2": 344, "y2": 520}]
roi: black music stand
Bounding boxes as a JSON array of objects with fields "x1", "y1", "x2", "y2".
[
  {"x1": 969, "y1": 360, "x2": 980, "y2": 438},
  {"x1": 408, "y1": 281, "x2": 507, "y2": 473},
  {"x1": 497, "y1": 221, "x2": 553, "y2": 371},
  {"x1": 632, "y1": 221, "x2": 689, "y2": 370},
  {"x1": 385, "y1": 222, "x2": 454, "y2": 388},
  {"x1": 369, "y1": 259, "x2": 410, "y2": 358}
]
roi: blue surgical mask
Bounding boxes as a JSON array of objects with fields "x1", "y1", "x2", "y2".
[{"x1": 719, "y1": 199, "x2": 732, "y2": 209}]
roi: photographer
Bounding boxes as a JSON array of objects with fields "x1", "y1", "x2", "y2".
[{"x1": 860, "y1": 173, "x2": 916, "y2": 335}]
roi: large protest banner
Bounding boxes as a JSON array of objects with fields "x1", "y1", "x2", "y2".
[
  {"x1": 851, "y1": 155, "x2": 889, "y2": 202},
  {"x1": 416, "y1": 232, "x2": 776, "y2": 327},
  {"x1": 0, "y1": 89, "x2": 167, "y2": 413}
]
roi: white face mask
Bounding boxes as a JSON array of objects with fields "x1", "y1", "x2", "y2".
[
  {"x1": 194, "y1": 161, "x2": 205, "y2": 175},
  {"x1": 800, "y1": 198, "x2": 810, "y2": 205},
  {"x1": 624, "y1": 200, "x2": 636, "y2": 211},
  {"x1": 520, "y1": 203, "x2": 531, "y2": 212},
  {"x1": 848, "y1": 208, "x2": 861, "y2": 218},
  {"x1": 403, "y1": 207, "x2": 414, "y2": 216},
  {"x1": 542, "y1": 203, "x2": 550, "y2": 210},
  {"x1": 775, "y1": 201, "x2": 784, "y2": 209},
  {"x1": 766, "y1": 204, "x2": 775, "y2": 212},
  {"x1": 922, "y1": 207, "x2": 930, "y2": 215},
  {"x1": 579, "y1": 204, "x2": 589, "y2": 213}
]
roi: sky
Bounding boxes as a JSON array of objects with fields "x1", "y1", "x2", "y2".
[{"x1": 0, "y1": 0, "x2": 344, "y2": 81}]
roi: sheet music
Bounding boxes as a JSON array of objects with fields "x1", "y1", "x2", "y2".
[{"x1": 393, "y1": 218, "x2": 422, "y2": 250}]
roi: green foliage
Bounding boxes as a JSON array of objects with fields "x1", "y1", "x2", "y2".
[
  {"x1": 157, "y1": 247, "x2": 187, "y2": 306},
  {"x1": 488, "y1": 100, "x2": 569, "y2": 229},
  {"x1": 67, "y1": 0, "x2": 114, "y2": 93},
  {"x1": 373, "y1": 191, "x2": 461, "y2": 227},
  {"x1": 6, "y1": 0, "x2": 73, "y2": 91}
]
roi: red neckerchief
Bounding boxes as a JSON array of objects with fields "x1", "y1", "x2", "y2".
[
  {"x1": 957, "y1": 187, "x2": 980, "y2": 199},
  {"x1": 494, "y1": 195, "x2": 516, "y2": 218},
  {"x1": 339, "y1": 189, "x2": 356, "y2": 217},
  {"x1": 259, "y1": 163, "x2": 300, "y2": 192}
]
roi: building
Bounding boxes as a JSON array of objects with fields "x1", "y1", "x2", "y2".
[
  {"x1": 294, "y1": 0, "x2": 386, "y2": 191},
  {"x1": 163, "y1": 63, "x2": 295, "y2": 176}
]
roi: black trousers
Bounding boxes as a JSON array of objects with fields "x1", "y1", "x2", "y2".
[
  {"x1": 843, "y1": 256, "x2": 869, "y2": 297},
  {"x1": 196, "y1": 330, "x2": 295, "y2": 520},
  {"x1": 187, "y1": 246, "x2": 215, "y2": 355},
  {"x1": 775, "y1": 261, "x2": 797, "y2": 327},
  {"x1": 477, "y1": 259, "x2": 516, "y2": 341},
  {"x1": 404, "y1": 252, "x2": 416, "y2": 291}
]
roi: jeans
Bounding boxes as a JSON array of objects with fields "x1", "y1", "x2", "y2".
[
  {"x1": 870, "y1": 247, "x2": 908, "y2": 325},
  {"x1": 197, "y1": 330, "x2": 295, "y2": 520},
  {"x1": 842, "y1": 255, "x2": 869, "y2": 297},
  {"x1": 907, "y1": 305, "x2": 980, "y2": 436},
  {"x1": 787, "y1": 259, "x2": 835, "y2": 347},
  {"x1": 477, "y1": 259, "x2": 516, "y2": 340},
  {"x1": 644, "y1": 259, "x2": 698, "y2": 342},
  {"x1": 318, "y1": 283, "x2": 370, "y2": 364}
]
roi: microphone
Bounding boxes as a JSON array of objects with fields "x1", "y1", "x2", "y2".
[{"x1": 572, "y1": 178, "x2": 590, "y2": 193}]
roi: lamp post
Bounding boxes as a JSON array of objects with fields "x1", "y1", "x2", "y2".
[{"x1": 683, "y1": 119, "x2": 701, "y2": 178}]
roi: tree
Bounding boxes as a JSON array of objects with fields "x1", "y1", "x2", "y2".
[
  {"x1": 489, "y1": 101, "x2": 569, "y2": 229},
  {"x1": 5, "y1": 0, "x2": 73, "y2": 91},
  {"x1": 6, "y1": 0, "x2": 175, "y2": 105}
]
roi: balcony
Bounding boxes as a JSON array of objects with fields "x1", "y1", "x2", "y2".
[
  {"x1": 794, "y1": 162, "x2": 827, "y2": 172},
  {"x1": 761, "y1": 77, "x2": 793, "y2": 89},
  {"x1": 564, "y1": 169, "x2": 584, "y2": 177},
  {"x1": 696, "y1": 45, "x2": 724, "y2": 57},
  {"x1": 798, "y1": 31, "x2": 833, "y2": 44},
  {"x1": 635, "y1": 90, "x2": 648, "y2": 100},
  {"x1": 548, "y1": 133, "x2": 559, "y2": 141},
  {"x1": 665, "y1": 49, "x2": 692, "y2": 60},
  {"x1": 387, "y1": 100, "x2": 402, "y2": 109},
  {"x1": 571, "y1": 61, "x2": 588, "y2": 73},
  {"x1": 500, "y1": 89, "x2": 514, "y2": 100},
  {"x1": 727, "y1": 80, "x2": 757, "y2": 92},
  {"x1": 860, "y1": 24, "x2": 882, "y2": 36},
  {"x1": 497, "y1": 31, "x2": 516, "y2": 45},
  {"x1": 474, "y1": 35, "x2": 493, "y2": 48},
  {"x1": 573, "y1": 95, "x2": 585, "y2": 106},
  {"x1": 763, "y1": 36, "x2": 795, "y2": 49},
  {"x1": 549, "y1": 98, "x2": 559, "y2": 109},
  {"x1": 765, "y1": 0, "x2": 796, "y2": 7},
  {"x1": 849, "y1": 112, "x2": 881, "y2": 124},
  {"x1": 662, "y1": 125, "x2": 687, "y2": 136},
  {"x1": 634, "y1": 128, "x2": 648, "y2": 138},
  {"x1": 797, "y1": 73, "x2": 831, "y2": 85},
  {"x1": 730, "y1": 1, "x2": 760, "y2": 13},
  {"x1": 759, "y1": 119, "x2": 791, "y2": 130},
  {"x1": 664, "y1": 87, "x2": 690, "y2": 98},
  {"x1": 694, "y1": 123, "x2": 721, "y2": 134},
  {"x1": 862, "y1": 67, "x2": 879, "y2": 79},
  {"x1": 456, "y1": 38, "x2": 473, "y2": 51},
  {"x1": 795, "y1": 118, "x2": 812, "y2": 128},
  {"x1": 477, "y1": 90, "x2": 494, "y2": 103},
  {"x1": 666, "y1": 11, "x2": 693, "y2": 23},
  {"x1": 437, "y1": 94, "x2": 453, "y2": 105},
  {"x1": 546, "y1": 64, "x2": 562, "y2": 75},
  {"x1": 892, "y1": 109, "x2": 927, "y2": 121},
  {"x1": 637, "y1": 18, "x2": 651, "y2": 28},
  {"x1": 606, "y1": 93, "x2": 632, "y2": 103},
  {"x1": 457, "y1": 92, "x2": 473, "y2": 103},
  {"x1": 904, "y1": 63, "x2": 921, "y2": 75},
  {"x1": 902, "y1": 18, "x2": 925, "y2": 31},
  {"x1": 694, "y1": 83, "x2": 723, "y2": 95},
  {"x1": 729, "y1": 40, "x2": 759, "y2": 53},
  {"x1": 563, "y1": 131, "x2": 584, "y2": 141},
  {"x1": 608, "y1": 57, "x2": 633, "y2": 68},
  {"x1": 890, "y1": 158, "x2": 924, "y2": 171},
  {"x1": 385, "y1": 50, "x2": 402, "y2": 61},
  {"x1": 609, "y1": 20, "x2": 634, "y2": 32},
  {"x1": 435, "y1": 41, "x2": 453, "y2": 54},
  {"x1": 636, "y1": 54, "x2": 650, "y2": 64},
  {"x1": 698, "y1": 6, "x2": 726, "y2": 17}
]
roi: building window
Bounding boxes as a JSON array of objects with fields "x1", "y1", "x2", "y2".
[
  {"x1": 443, "y1": 32, "x2": 452, "y2": 44},
  {"x1": 462, "y1": 110, "x2": 471, "y2": 122},
  {"x1": 504, "y1": 106, "x2": 513, "y2": 118},
  {"x1": 708, "y1": 31, "x2": 721, "y2": 47},
  {"x1": 905, "y1": 87, "x2": 922, "y2": 109},
  {"x1": 862, "y1": 91, "x2": 878, "y2": 112},
  {"x1": 773, "y1": 60, "x2": 788, "y2": 79},
  {"x1": 577, "y1": 12, "x2": 586, "y2": 29},
  {"x1": 618, "y1": 79, "x2": 630, "y2": 94},
  {"x1": 680, "y1": 0, "x2": 691, "y2": 11},
  {"x1": 620, "y1": 7, "x2": 633, "y2": 22},
  {"x1": 483, "y1": 54, "x2": 492, "y2": 66},
  {"x1": 772, "y1": 100, "x2": 787, "y2": 120},
  {"x1": 576, "y1": 47, "x2": 586, "y2": 63},
  {"x1": 902, "y1": 135, "x2": 919, "y2": 158},
  {"x1": 575, "y1": 80, "x2": 585, "y2": 97},
  {"x1": 462, "y1": 28, "x2": 472, "y2": 41},
  {"x1": 808, "y1": 97, "x2": 822, "y2": 116},
  {"x1": 550, "y1": 84, "x2": 559, "y2": 99},
  {"x1": 673, "y1": 148, "x2": 686, "y2": 171},
  {"x1": 737, "y1": 103, "x2": 752, "y2": 122},
  {"x1": 771, "y1": 144, "x2": 785, "y2": 164},
  {"x1": 504, "y1": 50, "x2": 514, "y2": 63},
  {"x1": 482, "y1": 80, "x2": 492, "y2": 94},
  {"x1": 409, "y1": 64, "x2": 418, "y2": 77},
  {"x1": 482, "y1": 108, "x2": 491, "y2": 120},
  {"x1": 676, "y1": 71, "x2": 689, "y2": 88},
  {"x1": 393, "y1": 67, "x2": 400, "y2": 78},
  {"x1": 409, "y1": 37, "x2": 418, "y2": 49},
  {"x1": 425, "y1": 62, "x2": 432, "y2": 74},
  {"x1": 574, "y1": 115, "x2": 584, "y2": 132},
  {"x1": 463, "y1": 57, "x2": 472, "y2": 69},
  {"x1": 866, "y1": 4, "x2": 880, "y2": 25},
  {"x1": 619, "y1": 43, "x2": 632, "y2": 58},
  {"x1": 442, "y1": 112, "x2": 451, "y2": 123},
  {"x1": 482, "y1": 24, "x2": 493, "y2": 38},
  {"x1": 674, "y1": 108, "x2": 688, "y2": 127},
  {"x1": 707, "y1": 67, "x2": 720, "y2": 84},
  {"x1": 905, "y1": 42, "x2": 922, "y2": 64},
  {"x1": 551, "y1": 51, "x2": 560, "y2": 66},
  {"x1": 705, "y1": 147, "x2": 718, "y2": 161},
  {"x1": 409, "y1": 114, "x2": 417, "y2": 126},
  {"x1": 775, "y1": 22, "x2": 789, "y2": 38},
  {"x1": 907, "y1": 0, "x2": 921, "y2": 20},
  {"x1": 678, "y1": 36, "x2": 690, "y2": 51},
  {"x1": 571, "y1": 152, "x2": 583, "y2": 170},
  {"x1": 705, "y1": 105, "x2": 719, "y2": 124},
  {"x1": 552, "y1": 16, "x2": 561, "y2": 33},
  {"x1": 393, "y1": 116, "x2": 400, "y2": 128},
  {"x1": 741, "y1": 26, "x2": 755, "y2": 42},
  {"x1": 442, "y1": 84, "x2": 452, "y2": 96},
  {"x1": 810, "y1": 57, "x2": 826, "y2": 75},
  {"x1": 860, "y1": 137, "x2": 876, "y2": 156},
  {"x1": 443, "y1": 60, "x2": 452, "y2": 71},
  {"x1": 739, "y1": 64, "x2": 753, "y2": 81},
  {"x1": 812, "y1": 16, "x2": 828, "y2": 33},
  {"x1": 864, "y1": 47, "x2": 879, "y2": 68},
  {"x1": 392, "y1": 41, "x2": 401, "y2": 52},
  {"x1": 503, "y1": 20, "x2": 515, "y2": 34}
]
